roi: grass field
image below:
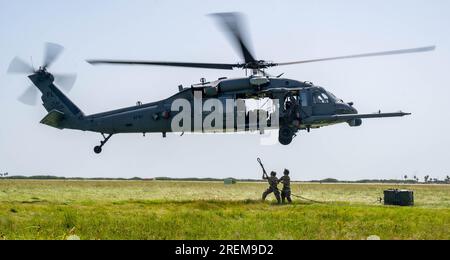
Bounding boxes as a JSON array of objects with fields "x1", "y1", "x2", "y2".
[{"x1": 1, "y1": 180, "x2": 449, "y2": 240}]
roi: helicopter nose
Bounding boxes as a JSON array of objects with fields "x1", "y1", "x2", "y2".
[
  {"x1": 336, "y1": 103, "x2": 357, "y2": 114},
  {"x1": 349, "y1": 104, "x2": 358, "y2": 114},
  {"x1": 344, "y1": 102, "x2": 357, "y2": 113}
]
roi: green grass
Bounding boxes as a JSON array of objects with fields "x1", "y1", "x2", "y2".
[{"x1": 1, "y1": 180, "x2": 449, "y2": 240}]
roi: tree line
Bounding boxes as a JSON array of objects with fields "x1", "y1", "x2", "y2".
[{"x1": 1, "y1": 175, "x2": 449, "y2": 184}]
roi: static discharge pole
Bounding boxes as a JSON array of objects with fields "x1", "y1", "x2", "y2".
[{"x1": 257, "y1": 158, "x2": 268, "y2": 178}]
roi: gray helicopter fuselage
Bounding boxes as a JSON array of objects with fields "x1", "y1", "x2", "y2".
[
  {"x1": 76, "y1": 76, "x2": 355, "y2": 134},
  {"x1": 27, "y1": 69, "x2": 409, "y2": 152}
]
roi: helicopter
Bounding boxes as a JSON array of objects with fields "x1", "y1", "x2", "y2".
[{"x1": 7, "y1": 13, "x2": 434, "y2": 154}]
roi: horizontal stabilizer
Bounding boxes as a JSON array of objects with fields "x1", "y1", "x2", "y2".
[{"x1": 40, "y1": 109, "x2": 65, "y2": 129}]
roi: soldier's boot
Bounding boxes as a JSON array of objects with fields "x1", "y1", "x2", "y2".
[
  {"x1": 274, "y1": 191, "x2": 282, "y2": 204},
  {"x1": 287, "y1": 195, "x2": 292, "y2": 204},
  {"x1": 285, "y1": 190, "x2": 292, "y2": 203},
  {"x1": 281, "y1": 192, "x2": 286, "y2": 204},
  {"x1": 276, "y1": 196, "x2": 282, "y2": 204},
  {"x1": 262, "y1": 191, "x2": 268, "y2": 201}
]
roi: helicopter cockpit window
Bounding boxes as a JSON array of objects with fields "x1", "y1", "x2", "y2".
[
  {"x1": 326, "y1": 91, "x2": 343, "y2": 103},
  {"x1": 313, "y1": 92, "x2": 330, "y2": 104}
]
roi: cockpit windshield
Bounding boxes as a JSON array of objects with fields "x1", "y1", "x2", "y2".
[
  {"x1": 326, "y1": 91, "x2": 343, "y2": 103},
  {"x1": 313, "y1": 91, "x2": 330, "y2": 104},
  {"x1": 312, "y1": 89, "x2": 344, "y2": 104}
]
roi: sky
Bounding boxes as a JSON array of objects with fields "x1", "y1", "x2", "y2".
[{"x1": 0, "y1": 0, "x2": 449, "y2": 181}]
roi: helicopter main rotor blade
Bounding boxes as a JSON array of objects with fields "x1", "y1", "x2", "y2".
[
  {"x1": 210, "y1": 12, "x2": 256, "y2": 63},
  {"x1": 7, "y1": 57, "x2": 35, "y2": 74},
  {"x1": 275, "y1": 46, "x2": 436, "y2": 66},
  {"x1": 18, "y1": 85, "x2": 39, "y2": 106},
  {"x1": 43, "y1": 42, "x2": 64, "y2": 68},
  {"x1": 86, "y1": 60, "x2": 236, "y2": 70}
]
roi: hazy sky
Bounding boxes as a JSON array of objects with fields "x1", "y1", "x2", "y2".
[{"x1": 1, "y1": 0, "x2": 449, "y2": 181}]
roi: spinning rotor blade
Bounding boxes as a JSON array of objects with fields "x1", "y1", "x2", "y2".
[
  {"x1": 54, "y1": 73, "x2": 77, "y2": 92},
  {"x1": 43, "y1": 42, "x2": 64, "y2": 68},
  {"x1": 87, "y1": 60, "x2": 236, "y2": 70},
  {"x1": 18, "y1": 85, "x2": 39, "y2": 106},
  {"x1": 7, "y1": 57, "x2": 35, "y2": 74},
  {"x1": 275, "y1": 46, "x2": 436, "y2": 66},
  {"x1": 86, "y1": 13, "x2": 255, "y2": 70},
  {"x1": 210, "y1": 12, "x2": 256, "y2": 63},
  {"x1": 9, "y1": 42, "x2": 76, "y2": 106}
]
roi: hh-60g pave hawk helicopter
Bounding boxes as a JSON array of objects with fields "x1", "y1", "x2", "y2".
[{"x1": 7, "y1": 13, "x2": 434, "y2": 154}]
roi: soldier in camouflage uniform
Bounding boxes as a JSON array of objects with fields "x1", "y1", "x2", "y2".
[
  {"x1": 279, "y1": 169, "x2": 292, "y2": 203},
  {"x1": 262, "y1": 171, "x2": 281, "y2": 204}
]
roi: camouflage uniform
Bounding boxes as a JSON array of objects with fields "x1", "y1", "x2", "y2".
[
  {"x1": 262, "y1": 174, "x2": 281, "y2": 204},
  {"x1": 279, "y1": 175, "x2": 292, "y2": 203}
]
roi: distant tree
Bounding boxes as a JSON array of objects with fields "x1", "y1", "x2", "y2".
[
  {"x1": 446, "y1": 176, "x2": 450, "y2": 184},
  {"x1": 424, "y1": 175, "x2": 430, "y2": 183},
  {"x1": 320, "y1": 178, "x2": 340, "y2": 183}
]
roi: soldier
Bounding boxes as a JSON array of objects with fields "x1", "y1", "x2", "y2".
[
  {"x1": 262, "y1": 171, "x2": 281, "y2": 204},
  {"x1": 279, "y1": 169, "x2": 292, "y2": 203}
]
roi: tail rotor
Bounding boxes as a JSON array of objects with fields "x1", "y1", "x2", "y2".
[
  {"x1": 7, "y1": 57, "x2": 35, "y2": 74},
  {"x1": 17, "y1": 85, "x2": 39, "y2": 106},
  {"x1": 7, "y1": 42, "x2": 77, "y2": 106}
]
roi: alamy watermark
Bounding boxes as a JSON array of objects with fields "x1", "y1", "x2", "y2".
[{"x1": 170, "y1": 91, "x2": 281, "y2": 145}]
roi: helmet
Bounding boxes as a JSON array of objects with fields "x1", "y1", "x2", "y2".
[
  {"x1": 284, "y1": 169, "x2": 290, "y2": 175},
  {"x1": 270, "y1": 171, "x2": 277, "y2": 177}
]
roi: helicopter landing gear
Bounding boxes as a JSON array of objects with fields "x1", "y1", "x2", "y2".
[
  {"x1": 94, "y1": 133, "x2": 114, "y2": 154},
  {"x1": 278, "y1": 126, "x2": 294, "y2": 145}
]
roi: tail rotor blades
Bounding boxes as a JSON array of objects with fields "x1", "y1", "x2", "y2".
[
  {"x1": 18, "y1": 85, "x2": 39, "y2": 106},
  {"x1": 54, "y1": 73, "x2": 77, "y2": 92},
  {"x1": 9, "y1": 42, "x2": 76, "y2": 107},
  {"x1": 43, "y1": 42, "x2": 64, "y2": 68},
  {"x1": 7, "y1": 57, "x2": 35, "y2": 74}
]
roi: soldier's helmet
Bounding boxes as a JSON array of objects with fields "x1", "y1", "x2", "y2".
[
  {"x1": 284, "y1": 169, "x2": 290, "y2": 175},
  {"x1": 270, "y1": 171, "x2": 276, "y2": 177}
]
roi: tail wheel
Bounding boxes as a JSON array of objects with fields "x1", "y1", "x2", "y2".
[{"x1": 94, "y1": 146, "x2": 102, "y2": 154}]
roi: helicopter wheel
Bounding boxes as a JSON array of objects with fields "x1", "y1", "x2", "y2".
[
  {"x1": 278, "y1": 126, "x2": 294, "y2": 145},
  {"x1": 93, "y1": 133, "x2": 114, "y2": 154},
  {"x1": 94, "y1": 146, "x2": 102, "y2": 154}
]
